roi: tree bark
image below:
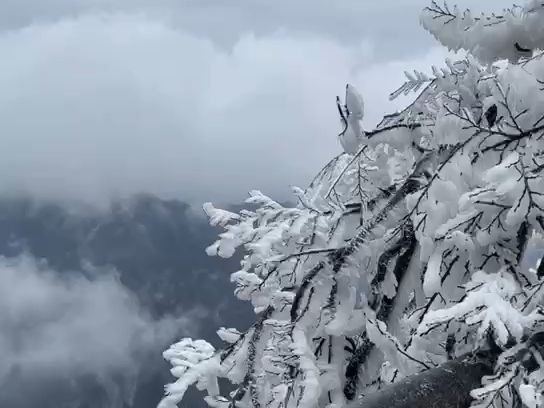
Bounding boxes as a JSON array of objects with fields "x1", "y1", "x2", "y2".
[{"x1": 348, "y1": 354, "x2": 493, "y2": 408}]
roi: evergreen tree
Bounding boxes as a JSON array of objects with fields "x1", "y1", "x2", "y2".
[{"x1": 159, "y1": 2, "x2": 544, "y2": 407}]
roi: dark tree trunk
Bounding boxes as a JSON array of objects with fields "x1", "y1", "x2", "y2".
[{"x1": 348, "y1": 354, "x2": 494, "y2": 408}]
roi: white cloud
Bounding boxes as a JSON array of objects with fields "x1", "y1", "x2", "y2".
[
  {"x1": 0, "y1": 0, "x2": 516, "y2": 58},
  {"x1": 0, "y1": 255, "x2": 191, "y2": 381},
  {"x1": 0, "y1": 13, "x2": 454, "y2": 208}
]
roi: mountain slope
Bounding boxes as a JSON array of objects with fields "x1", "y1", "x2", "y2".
[{"x1": 0, "y1": 195, "x2": 252, "y2": 408}]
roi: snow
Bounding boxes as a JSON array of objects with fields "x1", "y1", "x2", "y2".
[{"x1": 160, "y1": 2, "x2": 544, "y2": 407}]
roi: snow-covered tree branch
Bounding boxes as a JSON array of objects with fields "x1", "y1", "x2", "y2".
[{"x1": 159, "y1": 1, "x2": 544, "y2": 407}]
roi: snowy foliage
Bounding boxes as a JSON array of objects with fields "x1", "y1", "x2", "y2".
[
  {"x1": 337, "y1": 84, "x2": 365, "y2": 154},
  {"x1": 160, "y1": 1, "x2": 544, "y2": 407},
  {"x1": 420, "y1": 1, "x2": 544, "y2": 64}
]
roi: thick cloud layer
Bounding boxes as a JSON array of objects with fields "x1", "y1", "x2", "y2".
[
  {"x1": 0, "y1": 0, "x2": 515, "y2": 58},
  {"x1": 0, "y1": 255, "x2": 192, "y2": 382},
  {"x1": 0, "y1": 13, "x2": 452, "y2": 208}
]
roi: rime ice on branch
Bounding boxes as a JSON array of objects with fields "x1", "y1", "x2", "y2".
[{"x1": 160, "y1": 1, "x2": 544, "y2": 408}]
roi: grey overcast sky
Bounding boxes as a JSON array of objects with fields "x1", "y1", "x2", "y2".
[{"x1": 0, "y1": 0, "x2": 515, "y2": 207}]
